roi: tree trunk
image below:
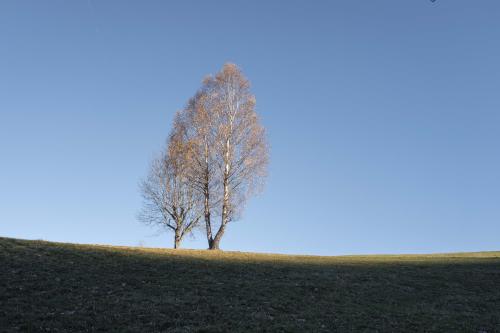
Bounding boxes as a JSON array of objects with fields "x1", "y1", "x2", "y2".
[
  {"x1": 210, "y1": 146, "x2": 230, "y2": 250},
  {"x1": 203, "y1": 146, "x2": 213, "y2": 249},
  {"x1": 210, "y1": 223, "x2": 225, "y2": 250},
  {"x1": 209, "y1": 238, "x2": 220, "y2": 250},
  {"x1": 204, "y1": 180, "x2": 213, "y2": 249},
  {"x1": 210, "y1": 190, "x2": 229, "y2": 250},
  {"x1": 173, "y1": 230, "x2": 181, "y2": 249},
  {"x1": 209, "y1": 137, "x2": 231, "y2": 250}
]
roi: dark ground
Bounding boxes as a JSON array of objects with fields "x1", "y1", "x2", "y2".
[{"x1": 1, "y1": 237, "x2": 499, "y2": 332}]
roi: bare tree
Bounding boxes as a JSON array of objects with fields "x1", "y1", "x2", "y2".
[
  {"x1": 173, "y1": 90, "x2": 221, "y2": 249},
  {"x1": 175, "y1": 64, "x2": 269, "y2": 250},
  {"x1": 138, "y1": 131, "x2": 202, "y2": 249},
  {"x1": 209, "y1": 64, "x2": 268, "y2": 249}
]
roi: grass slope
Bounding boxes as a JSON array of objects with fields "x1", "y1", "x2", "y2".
[{"x1": 1, "y1": 237, "x2": 499, "y2": 332}]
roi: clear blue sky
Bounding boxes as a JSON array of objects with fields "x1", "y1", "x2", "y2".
[{"x1": 1, "y1": 1, "x2": 499, "y2": 255}]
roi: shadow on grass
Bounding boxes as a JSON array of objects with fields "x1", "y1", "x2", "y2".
[{"x1": 1, "y1": 237, "x2": 499, "y2": 332}]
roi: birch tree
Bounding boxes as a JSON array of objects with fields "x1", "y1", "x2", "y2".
[
  {"x1": 173, "y1": 89, "x2": 221, "y2": 249},
  {"x1": 209, "y1": 63, "x2": 268, "y2": 249},
  {"x1": 138, "y1": 131, "x2": 202, "y2": 249},
  {"x1": 175, "y1": 64, "x2": 269, "y2": 249}
]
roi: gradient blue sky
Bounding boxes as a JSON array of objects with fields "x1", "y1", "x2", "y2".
[{"x1": 1, "y1": 1, "x2": 499, "y2": 255}]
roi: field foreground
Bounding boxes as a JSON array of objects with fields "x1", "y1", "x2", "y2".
[{"x1": 1, "y1": 237, "x2": 499, "y2": 332}]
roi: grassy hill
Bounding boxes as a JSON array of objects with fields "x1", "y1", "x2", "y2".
[{"x1": 1, "y1": 237, "x2": 499, "y2": 332}]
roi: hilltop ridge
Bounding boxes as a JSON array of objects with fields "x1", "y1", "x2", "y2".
[{"x1": 1, "y1": 237, "x2": 499, "y2": 332}]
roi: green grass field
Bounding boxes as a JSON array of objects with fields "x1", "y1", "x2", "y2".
[{"x1": 1, "y1": 237, "x2": 499, "y2": 332}]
